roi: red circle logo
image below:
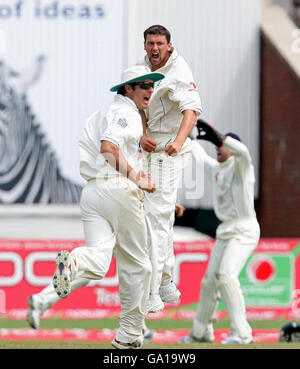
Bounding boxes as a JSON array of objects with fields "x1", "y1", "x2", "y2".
[{"x1": 247, "y1": 255, "x2": 276, "y2": 283}]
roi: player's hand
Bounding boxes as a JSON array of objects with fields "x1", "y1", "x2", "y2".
[
  {"x1": 140, "y1": 135, "x2": 157, "y2": 152},
  {"x1": 196, "y1": 119, "x2": 223, "y2": 147},
  {"x1": 165, "y1": 140, "x2": 183, "y2": 156},
  {"x1": 175, "y1": 204, "x2": 185, "y2": 217},
  {"x1": 136, "y1": 170, "x2": 156, "y2": 193}
]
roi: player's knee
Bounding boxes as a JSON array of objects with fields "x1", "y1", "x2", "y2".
[
  {"x1": 201, "y1": 274, "x2": 215, "y2": 290},
  {"x1": 216, "y1": 272, "x2": 236, "y2": 287}
]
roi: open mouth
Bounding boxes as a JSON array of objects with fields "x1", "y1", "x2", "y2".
[{"x1": 151, "y1": 52, "x2": 160, "y2": 61}]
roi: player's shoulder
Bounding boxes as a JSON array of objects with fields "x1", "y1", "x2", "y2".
[
  {"x1": 107, "y1": 102, "x2": 138, "y2": 129},
  {"x1": 84, "y1": 109, "x2": 103, "y2": 127},
  {"x1": 172, "y1": 50, "x2": 192, "y2": 69},
  {"x1": 170, "y1": 52, "x2": 194, "y2": 81}
]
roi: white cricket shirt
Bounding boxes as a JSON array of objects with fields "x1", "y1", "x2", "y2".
[
  {"x1": 191, "y1": 137, "x2": 258, "y2": 222},
  {"x1": 142, "y1": 47, "x2": 202, "y2": 146},
  {"x1": 79, "y1": 95, "x2": 143, "y2": 181}
]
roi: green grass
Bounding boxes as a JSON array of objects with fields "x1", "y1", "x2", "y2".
[
  {"x1": 0, "y1": 317, "x2": 299, "y2": 349},
  {"x1": 0, "y1": 316, "x2": 291, "y2": 330},
  {"x1": 1, "y1": 340, "x2": 300, "y2": 349}
]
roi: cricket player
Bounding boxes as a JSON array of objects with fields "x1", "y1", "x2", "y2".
[
  {"x1": 179, "y1": 120, "x2": 260, "y2": 345},
  {"x1": 140, "y1": 25, "x2": 202, "y2": 312},
  {"x1": 31, "y1": 66, "x2": 165, "y2": 349}
]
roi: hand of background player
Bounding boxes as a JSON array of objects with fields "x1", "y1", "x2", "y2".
[
  {"x1": 175, "y1": 203, "x2": 186, "y2": 217},
  {"x1": 196, "y1": 119, "x2": 224, "y2": 147},
  {"x1": 140, "y1": 135, "x2": 157, "y2": 152},
  {"x1": 136, "y1": 170, "x2": 156, "y2": 193}
]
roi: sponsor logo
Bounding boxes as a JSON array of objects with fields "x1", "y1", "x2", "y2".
[
  {"x1": 189, "y1": 82, "x2": 197, "y2": 91},
  {"x1": 247, "y1": 255, "x2": 276, "y2": 284}
]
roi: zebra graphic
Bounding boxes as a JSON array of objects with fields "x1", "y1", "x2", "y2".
[{"x1": 0, "y1": 56, "x2": 82, "y2": 203}]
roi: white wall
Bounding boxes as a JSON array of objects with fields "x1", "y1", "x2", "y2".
[
  {"x1": 0, "y1": 0, "x2": 260, "y2": 206},
  {"x1": 125, "y1": 0, "x2": 261, "y2": 207},
  {"x1": 0, "y1": 0, "x2": 125, "y2": 187}
]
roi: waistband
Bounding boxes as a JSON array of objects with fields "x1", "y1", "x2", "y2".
[{"x1": 146, "y1": 134, "x2": 191, "y2": 153}]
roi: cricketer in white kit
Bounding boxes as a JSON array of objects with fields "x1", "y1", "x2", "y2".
[
  {"x1": 179, "y1": 120, "x2": 260, "y2": 345},
  {"x1": 140, "y1": 25, "x2": 202, "y2": 313},
  {"x1": 29, "y1": 66, "x2": 165, "y2": 349}
]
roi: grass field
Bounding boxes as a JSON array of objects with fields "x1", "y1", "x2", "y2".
[{"x1": 1, "y1": 317, "x2": 300, "y2": 349}]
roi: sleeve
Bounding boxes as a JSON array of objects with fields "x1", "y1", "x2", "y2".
[
  {"x1": 168, "y1": 64, "x2": 202, "y2": 116},
  {"x1": 191, "y1": 140, "x2": 218, "y2": 180},
  {"x1": 223, "y1": 136, "x2": 253, "y2": 178},
  {"x1": 100, "y1": 112, "x2": 130, "y2": 148}
]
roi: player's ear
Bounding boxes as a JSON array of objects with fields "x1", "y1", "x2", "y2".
[{"x1": 124, "y1": 84, "x2": 134, "y2": 96}]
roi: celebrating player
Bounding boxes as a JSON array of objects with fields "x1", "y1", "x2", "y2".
[
  {"x1": 140, "y1": 25, "x2": 202, "y2": 312},
  {"x1": 29, "y1": 66, "x2": 165, "y2": 349},
  {"x1": 179, "y1": 120, "x2": 260, "y2": 345}
]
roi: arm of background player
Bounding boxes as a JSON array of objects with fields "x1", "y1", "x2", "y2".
[
  {"x1": 223, "y1": 136, "x2": 250, "y2": 158},
  {"x1": 165, "y1": 110, "x2": 196, "y2": 156},
  {"x1": 191, "y1": 139, "x2": 218, "y2": 180},
  {"x1": 223, "y1": 136, "x2": 253, "y2": 179},
  {"x1": 175, "y1": 203, "x2": 186, "y2": 217},
  {"x1": 223, "y1": 136, "x2": 252, "y2": 165}
]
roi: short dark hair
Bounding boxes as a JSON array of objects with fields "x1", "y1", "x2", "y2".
[
  {"x1": 144, "y1": 25, "x2": 171, "y2": 43},
  {"x1": 117, "y1": 84, "x2": 136, "y2": 96},
  {"x1": 225, "y1": 132, "x2": 242, "y2": 142}
]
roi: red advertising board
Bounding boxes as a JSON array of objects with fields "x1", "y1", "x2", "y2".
[{"x1": 0, "y1": 238, "x2": 300, "y2": 320}]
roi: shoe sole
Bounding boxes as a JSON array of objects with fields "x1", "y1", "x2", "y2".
[
  {"x1": 143, "y1": 331, "x2": 155, "y2": 342},
  {"x1": 26, "y1": 295, "x2": 39, "y2": 329},
  {"x1": 27, "y1": 295, "x2": 34, "y2": 310},
  {"x1": 111, "y1": 339, "x2": 142, "y2": 349},
  {"x1": 26, "y1": 309, "x2": 39, "y2": 329},
  {"x1": 53, "y1": 250, "x2": 71, "y2": 298}
]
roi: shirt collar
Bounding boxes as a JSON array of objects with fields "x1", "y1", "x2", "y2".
[{"x1": 114, "y1": 94, "x2": 139, "y2": 112}]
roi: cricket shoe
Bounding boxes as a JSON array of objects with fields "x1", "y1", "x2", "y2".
[
  {"x1": 26, "y1": 295, "x2": 42, "y2": 329},
  {"x1": 111, "y1": 336, "x2": 143, "y2": 349},
  {"x1": 221, "y1": 335, "x2": 253, "y2": 345},
  {"x1": 53, "y1": 250, "x2": 72, "y2": 298},
  {"x1": 179, "y1": 332, "x2": 214, "y2": 344},
  {"x1": 159, "y1": 281, "x2": 181, "y2": 303},
  {"x1": 147, "y1": 294, "x2": 164, "y2": 313},
  {"x1": 143, "y1": 327, "x2": 155, "y2": 342}
]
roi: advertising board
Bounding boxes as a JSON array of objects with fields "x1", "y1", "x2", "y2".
[{"x1": 0, "y1": 238, "x2": 299, "y2": 320}]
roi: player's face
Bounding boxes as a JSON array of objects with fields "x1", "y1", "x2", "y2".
[
  {"x1": 144, "y1": 34, "x2": 172, "y2": 71},
  {"x1": 126, "y1": 79, "x2": 154, "y2": 110},
  {"x1": 216, "y1": 146, "x2": 232, "y2": 163}
]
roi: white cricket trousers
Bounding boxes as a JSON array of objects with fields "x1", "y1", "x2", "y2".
[
  {"x1": 70, "y1": 178, "x2": 152, "y2": 343},
  {"x1": 143, "y1": 150, "x2": 190, "y2": 295},
  {"x1": 192, "y1": 217, "x2": 260, "y2": 341}
]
